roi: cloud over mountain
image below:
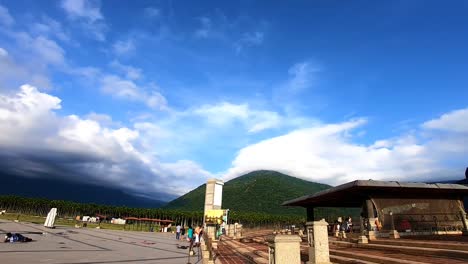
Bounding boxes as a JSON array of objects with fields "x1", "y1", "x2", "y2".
[
  {"x1": 0, "y1": 85, "x2": 211, "y2": 200},
  {"x1": 224, "y1": 111, "x2": 468, "y2": 185}
]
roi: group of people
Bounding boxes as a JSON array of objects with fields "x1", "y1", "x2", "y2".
[
  {"x1": 335, "y1": 215, "x2": 388, "y2": 233},
  {"x1": 175, "y1": 224, "x2": 204, "y2": 247},
  {"x1": 334, "y1": 216, "x2": 353, "y2": 233}
]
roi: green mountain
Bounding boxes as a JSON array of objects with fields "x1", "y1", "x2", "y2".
[{"x1": 164, "y1": 170, "x2": 331, "y2": 216}]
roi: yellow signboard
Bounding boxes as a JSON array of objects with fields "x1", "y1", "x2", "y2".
[{"x1": 205, "y1": 209, "x2": 227, "y2": 224}]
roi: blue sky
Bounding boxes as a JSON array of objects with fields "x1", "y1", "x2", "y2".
[{"x1": 0, "y1": 0, "x2": 467, "y2": 200}]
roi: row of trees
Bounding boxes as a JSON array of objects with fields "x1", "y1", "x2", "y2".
[{"x1": 0, "y1": 195, "x2": 304, "y2": 227}]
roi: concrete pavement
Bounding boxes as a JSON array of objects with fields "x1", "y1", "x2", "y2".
[{"x1": 0, "y1": 220, "x2": 196, "y2": 264}]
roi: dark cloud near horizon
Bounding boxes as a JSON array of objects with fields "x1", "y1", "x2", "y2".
[
  {"x1": 0, "y1": 148, "x2": 177, "y2": 201},
  {"x1": 0, "y1": 85, "x2": 209, "y2": 201}
]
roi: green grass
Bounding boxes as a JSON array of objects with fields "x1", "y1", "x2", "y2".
[{"x1": 0, "y1": 213, "x2": 152, "y2": 231}]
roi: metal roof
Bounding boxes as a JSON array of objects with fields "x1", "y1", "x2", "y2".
[{"x1": 282, "y1": 180, "x2": 468, "y2": 208}]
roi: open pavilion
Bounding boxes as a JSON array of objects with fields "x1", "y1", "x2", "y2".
[{"x1": 283, "y1": 180, "x2": 468, "y2": 238}]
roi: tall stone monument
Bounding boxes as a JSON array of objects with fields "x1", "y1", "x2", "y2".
[
  {"x1": 204, "y1": 179, "x2": 224, "y2": 215},
  {"x1": 204, "y1": 179, "x2": 224, "y2": 238}
]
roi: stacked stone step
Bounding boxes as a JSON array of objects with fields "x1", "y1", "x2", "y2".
[
  {"x1": 220, "y1": 237, "x2": 269, "y2": 264},
  {"x1": 330, "y1": 255, "x2": 381, "y2": 264},
  {"x1": 370, "y1": 238, "x2": 468, "y2": 251},
  {"x1": 330, "y1": 248, "x2": 427, "y2": 264},
  {"x1": 330, "y1": 239, "x2": 468, "y2": 260},
  {"x1": 328, "y1": 239, "x2": 468, "y2": 264}
]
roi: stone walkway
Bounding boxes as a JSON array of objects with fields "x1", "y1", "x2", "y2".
[
  {"x1": 214, "y1": 229, "x2": 468, "y2": 264},
  {"x1": 216, "y1": 239, "x2": 252, "y2": 264},
  {"x1": 0, "y1": 220, "x2": 193, "y2": 264}
]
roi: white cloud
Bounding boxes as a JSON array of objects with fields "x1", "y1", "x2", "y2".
[
  {"x1": 224, "y1": 111, "x2": 468, "y2": 185},
  {"x1": 0, "y1": 47, "x2": 52, "y2": 90},
  {"x1": 31, "y1": 36, "x2": 66, "y2": 65},
  {"x1": 422, "y1": 108, "x2": 468, "y2": 133},
  {"x1": 66, "y1": 65, "x2": 101, "y2": 80},
  {"x1": 242, "y1": 32, "x2": 264, "y2": 45},
  {"x1": 0, "y1": 85, "x2": 211, "y2": 198},
  {"x1": 100, "y1": 74, "x2": 167, "y2": 110},
  {"x1": 9, "y1": 32, "x2": 66, "y2": 66},
  {"x1": 193, "y1": 102, "x2": 282, "y2": 133},
  {"x1": 194, "y1": 102, "x2": 249, "y2": 124},
  {"x1": 146, "y1": 92, "x2": 168, "y2": 110},
  {"x1": 0, "y1": 10, "x2": 66, "y2": 90},
  {"x1": 287, "y1": 62, "x2": 319, "y2": 93},
  {"x1": 61, "y1": 0, "x2": 103, "y2": 22},
  {"x1": 86, "y1": 112, "x2": 114, "y2": 126},
  {"x1": 0, "y1": 47, "x2": 8, "y2": 57},
  {"x1": 113, "y1": 39, "x2": 135, "y2": 56},
  {"x1": 101, "y1": 74, "x2": 143, "y2": 99},
  {"x1": 0, "y1": 4, "x2": 14, "y2": 26},
  {"x1": 272, "y1": 61, "x2": 321, "y2": 109},
  {"x1": 248, "y1": 110, "x2": 281, "y2": 133},
  {"x1": 30, "y1": 16, "x2": 70, "y2": 42},
  {"x1": 61, "y1": 0, "x2": 107, "y2": 41},
  {"x1": 234, "y1": 31, "x2": 264, "y2": 53},
  {"x1": 109, "y1": 60, "x2": 142, "y2": 80}
]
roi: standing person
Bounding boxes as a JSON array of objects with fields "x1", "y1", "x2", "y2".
[
  {"x1": 345, "y1": 216, "x2": 353, "y2": 233},
  {"x1": 189, "y1": 225, "x2": 201, "y2": 255},
  {"x1": 187, "y1": 225, "x2": 193, "y2": 242},
  {"x1": 181, "y1": 225, "x2": 186, "y2": 240},
  {"x1": 176, "y1": 224, "x2": 181, "y2": 240},
  {"x1": 199, "y1": 225, "x2": 204, "y2": 242},
  {"x1": 221, "y1": 221, "x2": 226, "y2": 236},
  {"x1": 194, "y1": 225, "x2": 201, "y2": 246}
]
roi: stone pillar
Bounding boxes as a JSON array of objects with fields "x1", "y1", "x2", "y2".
[
  {"x1": 201, "y1": 239, "x2": 214, "y2": 264},
  {"x1": 237, "y1": 224, "x2": 243, "y2": 238},
  {"x1": 267, "y1": 235, "x2": 302, "y2": 264},
  {"x1": 307, "y1": 220, "x2": 332, "y2": 264},
  {"x1": 206, "y1": 226, "x2": 216, "y2": 240},
  {"x1": 366, "y1": 199, "x2": 377, "y2": 240},
  {"x1": 460, "y1": 210, "x2": 468, "y2": 236},
  {"x1": 366, "y1": 199, "x2": 376, "y2": 230},
  {"x1": 307, "y1": 207, "x2": 315, "y2": 222},
  {"x1": 228, "y1": 224, "x2": 235, "y2": 237},
  {"x1": 358, "y1": 216, "x2": 368, "y2": 243},
  {"x1": 388, "y1": 211, "x2": 400, "y2": 239}
]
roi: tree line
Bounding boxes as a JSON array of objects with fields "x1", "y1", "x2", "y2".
[{"x1": 0, "y1": 195, "x2": 304, "y2": 227}]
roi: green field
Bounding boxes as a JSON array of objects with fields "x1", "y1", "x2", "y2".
[{"x1": 0, "y1": 213, "x2": 159, "y2": 232}]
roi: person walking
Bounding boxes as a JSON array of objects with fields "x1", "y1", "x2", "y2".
[{"x1": 176, "y1": 224, "x2": 181, "y2": 240}]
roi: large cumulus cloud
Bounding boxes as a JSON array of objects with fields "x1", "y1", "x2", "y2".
[
  {"x1": 0, "y1": 85, "x2": 212, "y2": 200},
  {"x1": 224, "y1": 112, "x2": 468, "y2": 185}
]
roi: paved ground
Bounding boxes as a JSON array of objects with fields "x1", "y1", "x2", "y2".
[
  {"x1": 0, "y1": 220, "x2": 198, "y2": 264},
  {"x1": 215, "y1": 229, "x2": 468, "y2": 264}
]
